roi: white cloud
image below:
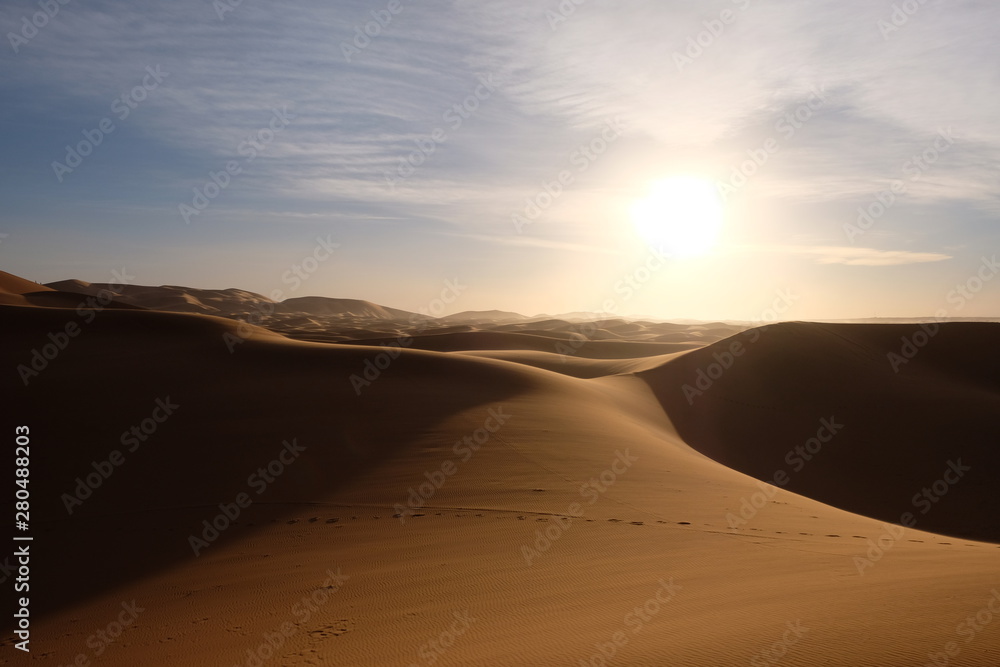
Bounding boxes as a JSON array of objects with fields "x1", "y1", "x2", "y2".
[{"x1": 742, "y1": 244, "x2": 952, "y2": 266}]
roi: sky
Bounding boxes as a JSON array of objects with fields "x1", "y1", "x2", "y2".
[{"x1": 1, "y1": 0, "x2": 998, "y2": 321}]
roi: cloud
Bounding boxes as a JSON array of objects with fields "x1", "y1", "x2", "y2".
[
  {"x1": 743, "y1": 244, "x2": 952, "y2": 266},
  {"x1": 4, "y1": 0, "x2": 1000, "y2": 221},
  {"x1": 439, "y1": 232, "x2": 622, "y2": 255}
]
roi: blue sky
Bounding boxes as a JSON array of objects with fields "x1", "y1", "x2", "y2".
[{"x1": 1, "y1": 0, "x2": 998, "y2": 320}]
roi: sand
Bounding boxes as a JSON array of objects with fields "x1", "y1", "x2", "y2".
[{"x1": 1, "y1": 273, "x2": 999, "y2": 666}]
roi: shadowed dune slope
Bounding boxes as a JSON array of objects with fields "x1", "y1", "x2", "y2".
[
  {"x1": 0, "y1": 304, "x2": 543, "y2": 615},
  {"x1": 640, "y1": 321, "x2": 1000, "y2": 542}
]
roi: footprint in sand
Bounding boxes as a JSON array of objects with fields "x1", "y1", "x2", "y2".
[
  {"x1": 677, "y1": 521, "x2": 691, "y2": 525},
  {"x1": 630, "y1": 521, "x2": 643, "y2": 526},
  {"x1": 286, "y1": 519, "x2": 299, "y2": 525},
  {"x1": 308, "y1": 621, "x2": 350, "y2": 640}
]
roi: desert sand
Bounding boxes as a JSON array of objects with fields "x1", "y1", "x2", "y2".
[{"x1": 2, "y1": 271, "x2": 999, "y2": 666}]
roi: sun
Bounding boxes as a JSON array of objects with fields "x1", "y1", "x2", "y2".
[{"x1": 630, "y1": 177, "x2": 725, "y2": 258}]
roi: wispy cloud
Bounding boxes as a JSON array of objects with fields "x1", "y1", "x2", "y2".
[
  {"x1": 440, "y1": 232, "x2": 622, "y2": 255},
  {"x1": 743, "y1": 244, "x2": 952, "y2": 266}
]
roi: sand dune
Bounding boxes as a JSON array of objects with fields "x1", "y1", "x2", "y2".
[
  {"x1": 0, "y1": 270, "x2": 54, "y2": 295},
  {"x1": 46, "y1": 280, "x2": 276, "y2": 316},
  {"x1": 2, "y1": 274, "x2": 999, "y2": 666},
  {"x1": 642, "y1": 321, "x2": 1000, "y2": 542},
  {"x1": 349, "y1": 330, "x2": 702, "y2": 359},
  {"x1": 440, "y1": 309, "x2": 526, "y2": 324},
  {"x1": 276, "y1": 296, "x2": 416, "y2": 319}
]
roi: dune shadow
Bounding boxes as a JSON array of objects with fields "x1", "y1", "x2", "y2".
[
  {"x1": 638, "y1": 321, "x2": 1000, "y2": 544},
  {"x1": 1, "y1": 305, "x2": 534, "y2": 624}
]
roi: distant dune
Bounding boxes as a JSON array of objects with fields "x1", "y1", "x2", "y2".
[
  {"x1": 276, "y1": 295, "x2": 416, "y2": 319},
  {"x1": 439, "y1": 309, "x2": 527, "y2": 324}
]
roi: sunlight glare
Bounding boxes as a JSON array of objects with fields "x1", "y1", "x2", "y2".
[{"x1": 630, "y1": 177, "x2": 725, "y2": 258}]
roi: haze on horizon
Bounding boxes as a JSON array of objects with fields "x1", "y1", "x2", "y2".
[{"x1": 1, "y1": 0, "x2": 998, "y2": 321}]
